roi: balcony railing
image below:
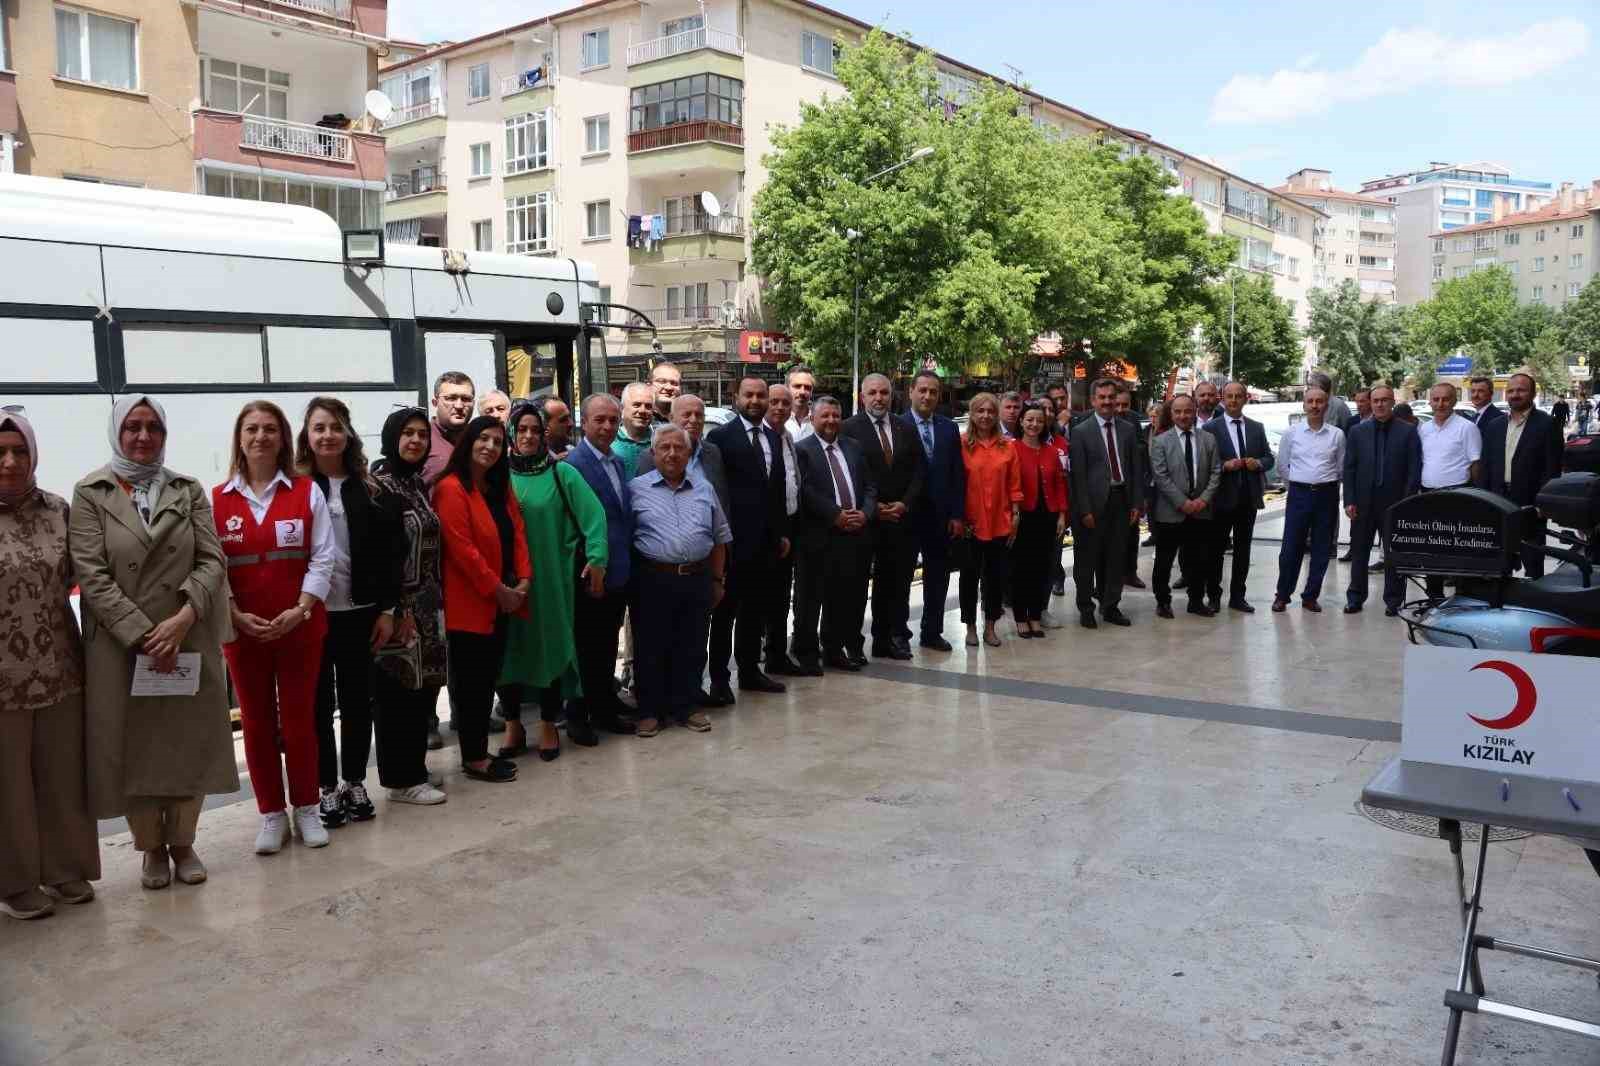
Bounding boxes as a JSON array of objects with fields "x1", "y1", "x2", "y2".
[
  {"x1": 389, "y1": 98, "x2": 444, "y2": 127},
  {"x1": 241, "y1": 115, "x2": 352, "y2": 162},
  {"x1": 661, "y1": 212, "x2": 745, "y2": 238},
  {"x1": 1222, "y1": 202, "x2": 1271, "y2": 228},
  {"x1": 627, "y1": 120, "x2": 743, "y2": 153},
  {"x1": 627, "y1": 27, "x2": 745, "y2": 66},
  {"x1": 386, "y1": 170, "x2": 445, "y2": 200},
  {"x1": 639, "y1": 304, "x2": 724, "y2": 327},
  {"x1": 248, "y1": 0, "x2": 352, "y2": 20},
  {"x1": 500, "y1": 69, "x2": 552, "y2": 96}
]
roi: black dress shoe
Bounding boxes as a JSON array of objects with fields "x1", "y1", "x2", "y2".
[
  {"x1": 701, "y1": 683, "x2": 735, "y2": 707},
  {"x1": 739, "y1": 672, "x2": 786, "y2": 694},
  {"x1": 1172, "y1": 576, "x2": 1188, "y2": 590},
  {"x1": 793, "y1": 658, "x2": 825, "y2": 676},
  {"x1": 565, "y1": 721, "x2": 599, "y2": 747},
  {"x1": 847, "y1": 653, "x2": 869, "y2": 668},
  {"x1": 871, "y1": 643, "x2": 912, "y2": 661},
  {"x1": 1155, "y1": 604, "x2": 1175, "y2": 619},
  {"x1": 1079, "y1": 610, "x2": 1099, "y2": 629},
  {"x1": 919, "y1": 635, "x2": 953, "y2": 652},
  {"x1": 1384, "y1": 606, "x2": 1400, "y2": 617},
  {"x1": 1123, "y1": 575, "x2": 1147, "y2": 589},
  {"x1": 1343, "y1": 604, "x2": 1363, "y2": 614},
  {"x1": 1186, "y1": 603, "x2": 1216, "y2": 617},
  {"x1": 1338, "y1": 551, "x2": 1354, "y2": 562},
  {"x1": 1229, "y1": 600, "x2": 1256, "y2": 614},
  {"x1": 824, "y1": 653, "x2": 861, "y2": 672},
  {"x1": 765, "y1": 654, "x2": 805, "y2": 676},
  {"x1": 1207, "y1": 596, "x2": 1221, "y2": 612},
  {"x1": 1101, "y1": 607, "x2": 1132, "y2": 626},
  {"x1": 891, "y1": 638, "x2": 915, "y2": 659}
]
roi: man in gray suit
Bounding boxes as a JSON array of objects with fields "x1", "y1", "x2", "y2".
[
  {"x1": 636, "y1": 393, "x2": 731, "y2": 519},
  {"x1": 1069, "y1": 377, "x2": 1145, "y2": 628},
  {"x1": 1149, "y1": 394, "x2": 1222, "y2": 618}
]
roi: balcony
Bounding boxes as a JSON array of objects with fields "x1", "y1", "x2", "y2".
[
  {"x1": 1222, "y1": 203, "x2": 1272, "y2": 230},
  {"x1": 384, "y1": 98, "x2": 446, "y2": 150},
  {"x1": 627, "y1": 121, "x2": 743, "y2": 178},
  {"x1": 194, "y1": 109, "x2": 386, "y2": 180},
  {"x1": 260, "y1": 0, "x2": 351, "y2": 18},
  {"x1": 500, "y1": 69, "x2": 554, "y2": 100},
  {"x1": 629, "y1": 213, "x2": 745, "y2": 266},
  {"x1": 385, "y1": 170, "x2": 447, "y2": 222},
  {"x1": 243, "y1": 115, "x2": 350, "y2": 161},
  {"x1": 627, "y1": 27, "x2": 745, "y2": 66}
]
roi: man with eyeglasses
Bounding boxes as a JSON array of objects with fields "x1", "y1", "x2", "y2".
[{"x1": 422, "y1": 370, "x2": 476, "y2": 487}]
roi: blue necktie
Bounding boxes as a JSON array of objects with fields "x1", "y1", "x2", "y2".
[{"x1": 919, "y1": 420, "x2": 934, "y2": 458}]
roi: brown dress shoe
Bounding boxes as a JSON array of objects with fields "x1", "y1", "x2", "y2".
[{"x1": 1271, "y1": 598, "x2": 1289, "y2": 613}]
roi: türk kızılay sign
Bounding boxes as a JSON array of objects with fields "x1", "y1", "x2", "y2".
[{"x1": 1402, "y1": 645, "x2": 1600, "y2": 782}]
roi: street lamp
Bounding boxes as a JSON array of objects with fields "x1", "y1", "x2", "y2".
[
  {"x1": 1227, "y1": 269, "x2": 1238, "y2": 383},
  {"x1": 850, "y1": 146, "x2": 935, "y2": 403}
]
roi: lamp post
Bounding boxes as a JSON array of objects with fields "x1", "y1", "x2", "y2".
[
  {"x1": 850, "y1": 146, "x2": 935, "y2": 404},
  {"x1": 1228, "y1": 269, "x2": 1237, "y2": 383}
]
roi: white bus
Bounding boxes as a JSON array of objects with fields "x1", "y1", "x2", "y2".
[{"x1": 0, "y1": 174, "x2": 605, "y2": 499}]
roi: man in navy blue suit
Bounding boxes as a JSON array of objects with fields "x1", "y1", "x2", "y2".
[
  {"x1": 564, "y1": 393, "x2": 638, "y2": 743},
  {"x1": 1462, "y1": 375, "x2": 1506, "y2": 430},
  {"x1": 1202, "y1": 382, "x2": 1275, "y2": 613},
  {"x1": 901, "y1": 370, "x2": 965, "y2": 651},
  {"x1": 1341, "y1": 384, "x2": 1422, "y2": 615}
]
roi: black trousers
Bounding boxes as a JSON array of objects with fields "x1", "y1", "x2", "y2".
[
  {"x1": 763, "y1": 551, "x2": 795, "y2": 663},
  {"x1": 446, "y1": 626, "x2": 506, "y2": 765},
  {"x1": 868, "y1": 517, "x2": 916, "y2": 645},
  {"x1": 709, "y1": 552, "x2": 772, "y2": 684},
  {"x1": 573, "y1": 585, "x2": 628, "y2": 727},
  {"x1": 314, "y1": 606, "x2": 377, "y2": 789},
  {"x1": 1521, "y1": 515, "x2": 1550, "y2": 579},
  {"x1": 1347, "y1": 506, "x2": 1405, "y2": 610},
  {"x1": 632, "y1": 564, "x2": 713, "y2": 723},
  {"x1": 910, "y1": 510, "x2": 954, "y2": 640},
  {"x1": 1010, "y1": 507, "x2": 1057, "y2": 623},
  {"x1": 1073, "y1": 485, "x2": 1130, "y2": 611},
  {"x1": 1205, "y1": 507, "x2": 1258, "y2": 605},
  {"x1": 959, "y1": 537, "x2": 1011, "y2": 624},
  {"x1": 495, "y1": 683, "x2": 562, "y2": 723},
  {"x1": 793, "y1": 530, "x2": 871, "y2": 658},
  {"x1": 1153, "y1": 519, "x2": 1206, "y2": 609},
  {"x1": 373, "y1": 672, "x2": 436, "y2": 790}
]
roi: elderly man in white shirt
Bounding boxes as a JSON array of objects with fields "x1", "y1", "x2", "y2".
[
  {"x1": 1416, "y1": 381, "x2": 1483, "y2": 595},
  {"x1": 1273, "y1": 387, "x2": 1346, "y2": 613}
]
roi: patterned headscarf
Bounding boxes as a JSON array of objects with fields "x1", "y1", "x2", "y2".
[{"x1": 0, "y1": 411, "x2": 39, "y2": 509}]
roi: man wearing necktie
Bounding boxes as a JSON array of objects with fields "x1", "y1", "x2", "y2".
[
  {"x1": 1067, "y1": 378, "x2": 1145, "y2": 627},
  {"x1": 1202, "y1": 382, "x2": 1275, "y2": 613},
  {"x1": 792, "y1": 397, "x2": 877, "y2": 673},
  {"x1": 1341, "y1": 384, "x2": 1421, "y2": 615},
  {"x1": 899, "y1": 371, "x2": 965, "y2": 651},
  {"x1": 1148, "y1": 395, "x2": 1221, "y2": 618},
  {"x1": 761, "y1": 384, "x2": 806, "y2": 674},
  {"x1": 843, "y1": 374, "x2": 924, "y2": 661}
]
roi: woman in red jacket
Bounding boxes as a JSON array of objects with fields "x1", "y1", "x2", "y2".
[
  {"x1": 431, "y1": 415, "x2": 530, "y2": 784},
  {"x1": 214, "y1": 401, "x2": 335, "y2": 855},
  {"x1": 1010, "y1": 404, "x2": 1069, "y2": 639}
]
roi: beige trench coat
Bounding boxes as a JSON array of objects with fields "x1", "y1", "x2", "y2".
[{"x1": 69, "y1": 466, "x2": 239, "y2": 818}]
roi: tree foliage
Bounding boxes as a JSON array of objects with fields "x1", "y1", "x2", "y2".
[
  {"x1": 1560, "y1": 275, "x2": 1600, "y2": 365},
  {"x1": 1405, "y1": 267, "x2": 1521, "y2": 371},
  {"x1": 1525, "y1": 327, "x2": 1570, "y2": 397},
  {"x1": 1305, "y1": 280, "x2": 1410, "y2": 391},
  {"x1": 1199, "y1": 270, "x2": 1301, "y2": 389}
]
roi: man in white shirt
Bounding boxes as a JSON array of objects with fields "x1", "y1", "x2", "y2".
[
  {"x1": 1272, "y1": 387, "x2": 1346, "y2": 613},
  {"x1": 1417, "y1": 381, "x2": 1483, "y2": 596},
  {"x1": 785, "y1": 367, "x2": 817, "y2": 442},
  {"x1": 761, "y1": 384, "x2": 806, "y2": 674}
]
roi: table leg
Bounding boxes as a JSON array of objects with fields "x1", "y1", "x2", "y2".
[
  {"x1": 1443, "y1": 820, "x2": 1487, "y2": 995},
  {"x1": 1442, "y1": 824, "x2": 1491, "y2": 1066}
]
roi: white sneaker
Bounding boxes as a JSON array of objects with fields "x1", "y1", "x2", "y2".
[
  {"x1": 292, "y1": 804, "x2": 330, "y2": 848},
  {"x1": 1041, "y1": 609, "x2": 1064, "y2": 630},
  {"x1": 389, "y1": 784, "x2": 448, "y2": 806},
  {"x1": 255, "y1": 811, "x2": 290, "y2": 855}
]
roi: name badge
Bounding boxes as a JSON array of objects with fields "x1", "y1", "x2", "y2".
[{"x1": 274, "y1": 519, "x2": 305, "y2": 549}]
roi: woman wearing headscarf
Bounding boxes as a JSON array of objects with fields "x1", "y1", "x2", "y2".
[
  {"x1": 496, "y1": 400, "x2": 607, "y2": 762},
  {"x1": 71, "y1": 396, "x2": 237, "y2": 891},
  {"x1": 0, "y1": 411, "x2": 100, "y2": 920},
  {"x1": 370, "y1": 407, "x2": 448, "y2": 806}
]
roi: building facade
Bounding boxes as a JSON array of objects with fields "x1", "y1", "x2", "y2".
[
  {"x1": 1277, "y1": 168, "x2": 1395, "y2": 303},
  {"x1": 377, "y1": 0, "x2": 1324, "y2": 378},
  {"x1": 1, "y1": 0, "x2": 386, "y2": 229},
  {"x1": 1429, "y1": 181, "x2": 1600, "y2": 312},
  {"x1": 1360, "y1": 161, "x2": 1554, "y2": 305}
]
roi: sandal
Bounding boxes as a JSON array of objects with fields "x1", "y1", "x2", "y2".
[
  {"x1": 984, "y1": 631, "x2": 1003, "y2": 648},
  {"x1": 462, "y1": 758, "x2": 518, "y2": 783},
  {"x1": 495, "y1": 741, "x2": 530, "y2": 759}
]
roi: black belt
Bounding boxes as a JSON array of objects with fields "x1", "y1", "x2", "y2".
[
  {"x1": 642, "y1": 557, "x2": 709, "y2": 575},
  {"x1": 1289, "y1": 481, "x2": 1338, "y2": 490}
]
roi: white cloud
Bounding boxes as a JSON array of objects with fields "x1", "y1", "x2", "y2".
[
  {"x1": 1210, "y1": 18, "x2": 1591, "y2": 125},
  {"x1": 388, "y1": 0, "x2": 564, "y2": 43}
]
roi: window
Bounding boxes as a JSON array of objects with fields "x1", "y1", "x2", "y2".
[
  {"x1": 505, "y1": 110, "x2": 551, "y2": 173},
  {"x1": 630, "y1": 75, "x2": 743, "y2": 132},
  {"x1": 1534, "y1": 257, "x2": 1545, "y2": 272},
  {"x1": 1453, "y1": 266, "x2": 1470, "y2": 279},
  {"x1": 1504, "y1": 232, "x2": 1520, "y2": 246},
  {"x1": 54, "y1": 4, "x2": 137, "y2": 90},
  {"x1": 1473, "y1": 234, "x2": 1496, "y2": 251},
  {"x1": 469, "y1": 142, "x2": 491, "y2": 178},
  {"x1": 199, "y1": 167, "x2": 378, "y2": 228},
  {"x1": 584, "y1": 199, "x2": 610, "y2": 240},
  {"x1": 1476, "y1": 189, "x2": 1495, "y2": 209},
  {"x1": 583, "y1": 114, "x2": 610, "y2": 155},
  {"x1": 204, "y1": 59, "x2": 288, "y2": 118},
  {"x1": 1442, "y1": 186, "x2": 1471, "y2": 206},
  {"x1": 662, "y1": 14, "x2": 704, "y2": 37},
  {"x1": 802, "y1": 31, "x2": 839, "y2": 76},
  {"x1": 1573, "y1": 253, "x2": 1585, "y2": 271},
  {"x1": 1533, "y1": 285, "x2": 1543, "y2": 301},
  {"x1": 1536, "y1": 229, "x2": 1547, "y2": 243},
  {"x1": 467, "y1": 62, "x2": 490, "y2": 102},
  {"x1": 1571, "y1": 282, "x2": 1582, "y2": 297},
  {"x1": 1433, "y1": 239, "x2": 1444, "y2": 253},
  {"x1": 1190, "y1": 176, "x2": 1219, "y2": 205},
  {"x1": 1574, "y1": 224, "x2": 1587, "y2": 239},
  {"x1": 581, "y1": 29, "x2": 609, "y2": 70},
  {"x1": 472, "y1": 219, "x2": 492, "y2": 252},
  {"x1": 1344, "y1": 253, "x2": 1354, "y2": 266},
  {"x1": 1508, "y1": 261, "x2": 1520, "y2": 276},
  {"x1": 1287, "y1": 256, "x2": 1299, "y2": 278},
  {"x1": 665, "y1": 282, "x2": 710, "y2": 321},
  {"x1": 1453, "y1": 239, "x2": 1469, "y2": 253},
  {"x1": 1432, "y1": 262, "x2": 1443, "y2": 280},
  {"x1": 506, "y1": 192, "x2": 553, "y2": 255}
]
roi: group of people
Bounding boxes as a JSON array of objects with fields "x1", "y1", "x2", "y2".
[{"x1": 0, "y1": 359, "x2": 1565, "y2": 920}]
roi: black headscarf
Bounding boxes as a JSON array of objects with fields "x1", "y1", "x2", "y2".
[
  {"x1": 443, "y1": 414, "x2": 517, "y2": 582},
  {"x1": 507, "y1": 399, "x2": 552, "y2": 476},
  {"x1": 374, "y1": 407, "x2": 431, "y2": 480}
]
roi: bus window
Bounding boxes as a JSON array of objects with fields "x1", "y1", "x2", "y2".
[
  {"x1": 123, "y1": 324, "x2": 264, "y2": 385},
  {"x1": 0, "y1": 319, "x2": 97, "y2": 383},
  {"x1": 267, "y1": 326, "x2": 392, "y2": 383},
  {"x1": 423, "y1": 332, "x2": 501, "y2": 402}
]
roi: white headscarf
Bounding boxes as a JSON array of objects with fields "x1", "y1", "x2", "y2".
[{"x1": 110, "y1": 394, "x2": 168, "y2": 527}]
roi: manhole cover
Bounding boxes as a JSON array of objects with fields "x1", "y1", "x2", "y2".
[{"x1": 1355, "y1": 802, "x2": 1534, "y2": 842}]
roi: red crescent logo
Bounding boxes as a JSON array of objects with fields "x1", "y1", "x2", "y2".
[{"x1": 1467, "y1": 660, "x2": 1538, "y2": 730}]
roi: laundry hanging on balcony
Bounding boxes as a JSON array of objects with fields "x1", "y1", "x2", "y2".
[
  {"x1": 627, "y1": 215, "x2": 643, "y2": 248},
  {"x1": 385, "y1": 219, "x2": 423, "y2": 245}
]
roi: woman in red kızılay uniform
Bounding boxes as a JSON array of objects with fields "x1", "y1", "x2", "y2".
[{"x1": 212, "y1": 401, "x2": 336, "y2": 856}]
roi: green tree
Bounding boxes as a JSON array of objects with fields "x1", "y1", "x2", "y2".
[
  {"x1": 1526, "y1": 327, "x2": 1570, "y2": 397},
  {"x1": 1560, "y1": 275, "x2": 1600, "y2": 393},
  {"x1": 1200, "y1": 270, "x2": 1301, "y2": 388},
  {"x1": 1305, "y1": 280, "x2": 1410, "y2": 390},
  {"x1": 1406, "y1": 267, "x2": 1520, "y2": 370}
]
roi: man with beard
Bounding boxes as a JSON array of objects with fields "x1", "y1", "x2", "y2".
[
  {"x1": 1478, "y1": 372, "x2": 1564, "y2": 577},
  {"x1": 1193, "y1": 380, "x2": 1221, "y2": 424},
  {"x1": 422, "y1": 371, "x2": 475, "y2": 486},
  {"x1": 650, "y1": 362, "x2": 682, "y2": 424},
  {"x1": 537, "y1": 396, "x2": 574, "y2": 461}
]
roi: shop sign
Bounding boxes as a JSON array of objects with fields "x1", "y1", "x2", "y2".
[{"x1": 738, "y1": 330, "x2": 794, "y2": 363}]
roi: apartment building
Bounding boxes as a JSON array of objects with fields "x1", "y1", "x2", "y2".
[
  {"x1": 1430, "y1": 181, "x2": 1600, "y2": 311},
  {"x1": 1, "y1": 0, "x2": 387, "y2": 229},
  {"x1": 1276, "y1": 168, "x2": 1395, "y2": 303},
  {"x1": 1360, "y1": 161, "x2": 1553, "y2": 305},
  {"x1": 377, "y1": 0, "x2": 1323, "y2": 376}
]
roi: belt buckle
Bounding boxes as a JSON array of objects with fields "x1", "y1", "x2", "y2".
[{"x1": 676, "y1": 562, "x2": 694, "y2": 576}]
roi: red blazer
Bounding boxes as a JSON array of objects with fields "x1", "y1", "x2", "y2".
[
  {"x1": 431, "y1": 474, "x2": 532, "y2": 635},
  {"x1": 1016, "y1": 437, "x2": 1069, "y2": 514}
]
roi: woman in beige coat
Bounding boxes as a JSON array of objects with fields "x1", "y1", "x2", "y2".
[{"x1": 70, "y1": 395, "x2": 239, "y2": 891}]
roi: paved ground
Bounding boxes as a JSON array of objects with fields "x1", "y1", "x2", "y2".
[{"x1": 5, "y1": 537, "x2": 1600, "y2": 1065}]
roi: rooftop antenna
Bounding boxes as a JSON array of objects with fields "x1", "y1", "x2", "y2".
[{"x1": 1002, "y1": 63, "x2": 1023, "y2": 86}]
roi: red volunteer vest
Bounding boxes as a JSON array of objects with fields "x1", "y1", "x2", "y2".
[{"x1": 212, "y1": 475, "x2": 316, "y2": 620}]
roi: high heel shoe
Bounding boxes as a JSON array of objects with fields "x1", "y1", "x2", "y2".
[{"x1": 538, "y1": 743, "x2": 560, "y2": 762}]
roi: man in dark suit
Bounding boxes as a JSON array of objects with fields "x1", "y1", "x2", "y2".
[
  {"x1": 1069, "y1": 377, "x2": 1144, "y2": 627},
  {"x1": 1479, "y1": 372, "x2": 1565, "y2": 577},
  {"x1": 1463, "y1": 375, "x2": 1506, "y2": 430},
  {"x1": 760, "y1": 384, "x2": 804, "y2": 675},
  {"x1": 792, "y1": 397, "x2": 878, "y2": 672},
  {"x1": 1341, "y1": 385, "x2": 1422, "y2": 615},
  {"x1": 1115, "y1": 383, "x2": 1150, "y2": 589},
  {"x1": 564, "y1": 394, "x2": 637, "y2": 742},
  {"x1": 842, "y1": 373, "x2": 923, "y2": 660},
  {"x1": 902, "y1": 371, "x2": 965, "y2": 651},
  {"x1": 1203, "y1": 381, "x2": 1275, "y2": 613},
  {"x1": 703, "y1": 376, "x2": 791, "y2": 704}
]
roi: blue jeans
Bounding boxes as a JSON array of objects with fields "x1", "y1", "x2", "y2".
[{"x1": 1276, "y1": 482, "x2": 1339, "y2": 602}]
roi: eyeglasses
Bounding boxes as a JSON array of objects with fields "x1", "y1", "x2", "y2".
[{"x1": 1, "y1": 404, "x2": 25, "y2": 415}]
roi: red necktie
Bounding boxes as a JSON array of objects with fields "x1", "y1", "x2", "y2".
[{"x1": 1104, "y1": 421, "x2": 1122, "y2": 482}]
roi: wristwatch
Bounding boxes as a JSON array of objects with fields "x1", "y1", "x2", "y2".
[{"x1": 300, "y1": 605, "x2": 313, "y2": 623}]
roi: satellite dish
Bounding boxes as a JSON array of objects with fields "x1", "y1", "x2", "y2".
[
  {"x1": 364, "y1": 90, "x2": 394, "y2": 124},
  {"x1": 700, "y1": 191, "x2": 722, "y2": 217}
]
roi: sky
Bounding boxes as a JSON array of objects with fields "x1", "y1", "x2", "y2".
[{"x1": 388, "y1": 0, "x2": 1600, "y2": 192}]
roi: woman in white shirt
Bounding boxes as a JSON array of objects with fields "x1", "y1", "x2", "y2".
[{"x1": 297, "y1": 399, "x2": 401, "y2": 831}]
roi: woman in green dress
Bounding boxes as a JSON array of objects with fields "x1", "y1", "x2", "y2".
[{"x1": 498, "y1": 400, "x2": 609, "y2": 762}]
